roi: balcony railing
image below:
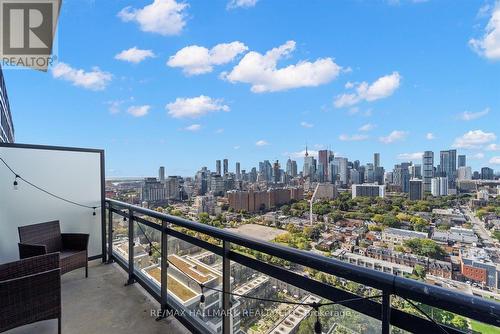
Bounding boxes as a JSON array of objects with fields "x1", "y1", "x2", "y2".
[{"x1": 106, "y1": 198, "x2": 500, "y2": 334}]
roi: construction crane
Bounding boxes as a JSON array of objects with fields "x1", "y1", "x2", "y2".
[{"x1": 309, "y1": 183, "x2": 320, "y2": 225}]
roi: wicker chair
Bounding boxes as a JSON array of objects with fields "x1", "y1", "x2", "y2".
[
  {"x1": 0, "y1": 253, "x2": 61, "y2": 333},
  {"x1": 18, "y1": 221, "x2": 89, "y2": 277}
]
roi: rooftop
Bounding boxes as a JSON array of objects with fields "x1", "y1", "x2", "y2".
[
  {"x1": 460, "y1": 247, "x2": 495, "y2": 264},
  {"x1": 383, "y1": 227, "x2": 428, "y2": 238},
  {"x1": 144, "y1": 266, "x2": 199, "y2": 303}
]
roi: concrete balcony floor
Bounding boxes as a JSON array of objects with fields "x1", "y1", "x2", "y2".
[{"x1": 6, "y1": 259, "x2": 191, "y2": 334}]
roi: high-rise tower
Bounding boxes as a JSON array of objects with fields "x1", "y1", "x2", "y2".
[{"x1": 0, "y1": 66, "x2": 14, "y2": 143}]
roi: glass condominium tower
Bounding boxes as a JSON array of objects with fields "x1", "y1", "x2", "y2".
[{"x1": 0, "y1": 66, "x2": 13, "y2": 143}]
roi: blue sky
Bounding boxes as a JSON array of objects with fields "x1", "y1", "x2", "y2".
[{"x1": 4, "y1": 0, "x2": 500, "y2": 177}]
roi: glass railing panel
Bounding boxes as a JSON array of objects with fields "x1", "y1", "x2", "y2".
[
  {"x1": 130, "y1": 221, "x2": 224, "y2": 334},
  {"x1": 111, "y1": 210, "x2": 129, "y2": 264},
  {"x1": 229, "y1": 253, "x2": 383, "y2": 334},
  {"x1": 391, "y1": 296, "x2": 499, "y2": 333},
  {"x1": 167, "y1": 231, "x2": 223, "y2": 334},
  {"x1": 132, "y1": 220, "x2": 162, "y2": 295}
]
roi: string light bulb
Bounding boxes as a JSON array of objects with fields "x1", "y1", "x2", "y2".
[
  {"x1": 313, "y1": 303, "x2": 322, "y2": 334},
  {"x1": 199, "y1": 284, "x2": 205, "y2": 305},
  {"x1": 92, "y1": 207, "x2": 96, "y2": 216},
  {"x1": 13, "y1": 175, "x2": 19, "y2": 190},
  {"x1": 314, "y1": 319, "x2": 322, "y2": 334},
  {"x1": 148, "y1": 242, "x2": 153, "y2": 257}
]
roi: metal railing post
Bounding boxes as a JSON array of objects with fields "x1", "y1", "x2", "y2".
[
  {"x1": 382, "y1": 291, "x2": 391, "y2": 334},
  {"x1": 106, "y1": 206, "x2": 114, "y2": 264},
  {"x1": 158, "y1": 220, "x2": 169, "y2": 320},
  {"x1": 222, "y1": 240, "x2": 231, "y2": 334},
  {"x1": 125, "y1": 208, "x2": 135, "y2": 285}
]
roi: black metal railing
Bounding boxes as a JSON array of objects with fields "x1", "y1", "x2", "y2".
[{"x1": 105, "y1": 198, "x2": 500, "y2": 334}]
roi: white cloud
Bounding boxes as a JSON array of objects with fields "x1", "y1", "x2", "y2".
[
  {"x1": 215, "y1": 128, "x2": 224, "y2": 134},
  {"x1": 426, "y1": 132, "x2": 436, "y2": 140},
  {"x1": 477, "y1": 3, "x2": 492, "y2": 18},
  {"x1": 255, "y1": 140, "x2": 269, "y2": 146},
  {"x1": 127, "y1": 105, "x2": 150, "y2": 117},
  {"x1": 227, "y1": 0, "x2": 258, "y2": 9},
  {"x1": 222, "y1": 40, "x2": 342, "y2": 93},
  {"x1": 359, "y1": 123, "x2": 375, "y2": 131},
  {"x1": 167, "y1": 41, "x2": 248, "y2": 75},
  {"x1": 51, "y1": 62, "x2": 112, "y2": 91},
  {"x1": 489, "y1": 156, "x2": 500, "y2": 164},
  {"x1": 458, "y1": 107, "x2": 490, "y2": 121},
  {"x1": 334, "y1": 72, "x2": 401, "y2": 108},
  {"x1": 469, "y1": 5, "x2": 500, "y2": 60},
  {"x1": 452, "y1": 130, "x2": 496, "y2": 149},
  {"x1": 166, "y1": 95, "x2": 230, "y2": 118},
  {"x1": 300, "y1": 121, "x2": 314, "y2": 128},
  {"x1": 185, "y1": 124, "x2": 201, "y2": 131},
  {"x1": 347, "y1": 107, "x2": 372, "y2": 117},
  {"x1": 344, "y1": 81, "x2": 354, "y2": 89},
  {"x1": 339, "y1": 134, "x2": 369, "y2": 141},
  {"x1": 379, "y1": 130, "x2": 408, "y2": 144},
  {"x1": 107, "y1": 100, "x2": 123, "y2": 114},
  {"x1": 118, "y1": 0, "x2": 188, "y2": 36},
  {"x1": 115, "y1": 47, "x2": 155, "y2": 63},
  {"x1": 233, "y1": 145, "x2": 241, "y2": 150},
  {"x1": 486, "y1": 143, "x2": 500, "y2": 151},
  {"x1": 334, "y1": 93, "x2": 359, "y2": 108},
  {"x1": 397, "y1": 152, "x2": 423, "y2": 160},
  {"x1": 286, "y1": 149, "x2": 319, "y2": 158}
]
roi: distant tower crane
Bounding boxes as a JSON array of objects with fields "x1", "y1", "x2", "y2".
[{"x1": 309, "y1": 183, "x2": 320, "y2": 225}]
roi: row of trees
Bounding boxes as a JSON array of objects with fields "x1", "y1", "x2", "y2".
[
  {"x1": 279, "y1": 193, "x2": 464, "y2": 234},
  {"x1": 402, "y1": 238, "x2": 446, "y2": 260}
]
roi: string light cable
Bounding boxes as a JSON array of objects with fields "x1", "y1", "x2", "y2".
[{"x1": 0, "y1": 156, "x2": 99, "y2": 215}]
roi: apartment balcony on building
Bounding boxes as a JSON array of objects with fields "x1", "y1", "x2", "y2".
[{"x1": 1, "y1": 142, "x2": 499, "y2": 334}]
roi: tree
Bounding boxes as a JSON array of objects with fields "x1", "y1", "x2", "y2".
[
  {"x1": 394, "y1": 245, "x2": 406, "y2": 252},
  {"x1": 281, "y1": 204, "x2": 291, "y2": 215},
  {"x1": 368, "y1": 225, "x2": 382, "y2": 232},
  {"x1": 286, "y1": 223, "x2": 299, "y2": 234},
  {"x1": 171, "y1": 209, "x2": 183, "y2": 217},
  {"x1": 404, "y1": 238, "x2": 446, "y2": 260},
  {"x1": 198, "y1": 212, "x2": 210, "y2": 224},
  {"x1": 412, "y1": 217, "x2": 429, "y2": 232},
  {"x1": 450, "y1": 315, "x2": 468, "y2": 330},
  {"x1": 382, "y1": 214, "x2": 400, "y2": 228},
  {"x1": 413, "y1": 264, "x2": 426, "y2": 280},
  {"x1": 313, "y1": 201, "x2": 331, "y2": 215},
  {"x1": 329, "y1": 211, "x2": 344, "y2": 222},
  {"x1": 304, "y1": 226, "x2": 321, "y2": 241},
  {"x1": 396, "y1": 213, "x2": 412, "y2": 222}
]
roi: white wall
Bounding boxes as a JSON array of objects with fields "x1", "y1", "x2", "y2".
[{"x1": 0, "y1": 146, "x2": 103, "y2": 263}]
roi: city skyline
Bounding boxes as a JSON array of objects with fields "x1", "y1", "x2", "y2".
[
  {"x1": 110, "y1": 148, "x2": 497, "y2": 179},
  {"x1": 3, "y1": 0, "x2": 500, "y2": 176}
]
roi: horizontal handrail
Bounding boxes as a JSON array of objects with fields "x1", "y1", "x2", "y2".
[{"x1": 106, "y1": 198, "x2": 500, "y2": 328}]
